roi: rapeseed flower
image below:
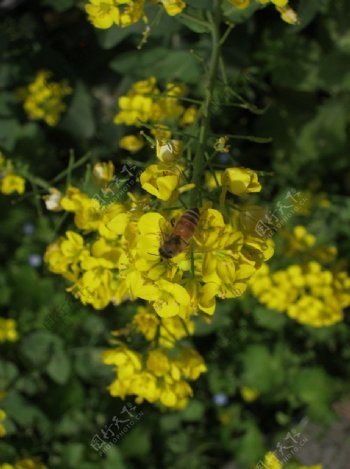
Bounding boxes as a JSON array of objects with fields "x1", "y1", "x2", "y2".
[
  {"x1": 17, "y1": 70, "x2": 71, "y2": 126},
  {"x1": 251, "y1": 261, "x2": 350, "y2": 327},
  {"x1": 0, "y1": 318, "x2": 18, "y2": 342},
  {"x1": 0, "y1": 153, "x2": 25, "y2": 195},
  {"x1": 85, "y1": 0, "x2": 185, "y2": 30},
  {"x1": 102, "y1": 344, "x2": 206, "y2": 408}
]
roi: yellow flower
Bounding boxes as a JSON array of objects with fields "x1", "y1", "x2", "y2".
[
  {"x1": 12, "y1": 459, "x2": 48, "y2": 469},
  {"x1": 257, "y1": 0, "x2": 298, "y2": 24},
  {"x1": 230, "y1": 0, "x2": 251, "y2": 9},
  {"x1": 221, "y1": 167, "x2": 261, "y2": 197},
  {"x1": 153, "y1": 278, "x2": 191, "y2": 318},
  {"x1": 251, "y1": 259, "x2": 350, "y2": 327},
  {"x1": 43, "y1": 188, "x2": 63, "y2": 211},
  {"x1": 103, "y1": 344, "x2": 205, "y2": 408},
  {"x1": 161, "y1": 0, "x2": 186, "y2": 16},
  {"x1": 297, "y1": 466, "x2": 323, "y2": 469},
  {"x1": 60, "y1": 186, "x2": 103, "y2": 232},
  {"x1": 261, "y1": 451, "x2": 282, "y2": 469},
  {"x1": 241, "y1": 386, "x2": 259, "y2": 402},
  {"x1": 0, "y1": 174, "x2": 25, "y2": 195},
  {"x1": 93, "y1": 161, "x2": 115, "y2": 187},
  {"x1": 180, "y1": 105, "x2": 197, "y2": 126},
  {"x1": 119, "y1": 134, "x2": 145, "y2": 152},
  {"x1": 18, "y1": 70, "x2": 71, "y2": 126},
  {"x1": 0, "y1": 318, "x2": 18, "y2": 342},
  {"x1": 85, "y1": 0, "x2": 144, "y2": 29},
  {"x1": 132, "y1": 305, "x2": 194, "y2": 346},
  {"x1": 0, "y1": 408, "x2": 7, "y2": 438},
  {"x1": 140, "y1": 164, "x2": 181, "y2": 201},
  {"x1": 113, "y1": 77, "x2": 188, "y2": 127},
  {"x1": 156, "y1": 139, "x2": 184, "y2": 163}
]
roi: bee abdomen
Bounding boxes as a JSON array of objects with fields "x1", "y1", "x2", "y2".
[{"x1": 182, "y1": 208, "x2": 200, "y2": 225}]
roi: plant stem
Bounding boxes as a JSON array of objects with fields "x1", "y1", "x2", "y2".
[{"x1": 190, "y1": 1, "x2": 222, "y2": 207}]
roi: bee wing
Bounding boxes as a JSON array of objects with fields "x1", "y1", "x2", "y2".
[{"x1": 158, "y1": 217, "x2": 170, "y2": 240}]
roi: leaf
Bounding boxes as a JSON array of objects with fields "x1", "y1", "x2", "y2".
[
  {"x1": 61, "y1": 443, "x2": 85, "y2": 467},
  {"x1": 176, "y1": 10, "x2": 210, "y2": 34},
  {"x1": 119, "y1": 425, "x2": 150, "y2": 457},
  {"x1": 42, "y1": 0, "x2": 76, "y2": 12},
  {"x1": 235, "y1": 422, "x2": 265, "y2": 467},
  {"x1": 241, "y1": 345, "x2": 284, "y2": 393},
  {"x1": 20, "y1": 331, "x2": 59, "y2": 368},
  {"x1": 5, "y1": 391, "x2": 50, "y2": 430},
  {"x1": 295, "y1": 97, "x2": 348, "y2": 162},
  {"x1": 291, "y1": 0, "x2": 326, "y2": 33},
  {"x1": 60, "y1": 81, "x2": 95, "y2": 140},
  {"x1": 0, "y1": 361, "x2": 18, "y2": 389},
  {"x1": 95, "y1": 24, "x2": 143, "y2": 49},
  {"x1": 74, "y1": 347, "x2": 113, "y2": 383},
  {"x1": 180, "y1": 400, "x2": 205, "y2": 421},
  {"x1": 46, "y1": 345, "x2": 71, "y2": 385},
  {"x1": 252, "y1": 306, "x2": 287, "y2": 330},
  {"x1": 0, "y1": 119, "x2": 21, "y2": 152},
  {"x1": 291, "y1": 368, "x2": 335, "y2": 423},
  {"x1": 110, "y1": 47, "x2": 201, "y2": 83}
]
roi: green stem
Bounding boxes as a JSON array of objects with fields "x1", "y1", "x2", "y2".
[
  {"x1": 190, "y1": 2, "x2": 222, "y2": 207},
  {"x1": 50, "y1": 151, "x2": 92, "y2": 186}
]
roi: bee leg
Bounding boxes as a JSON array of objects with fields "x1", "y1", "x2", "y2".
[{"x1": 170, "y1": 217, "x2": 176, "y2": 227}]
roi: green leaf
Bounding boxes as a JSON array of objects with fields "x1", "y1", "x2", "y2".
[
  {"x1": 5, "y1": 391, "x2": 50, "y2": 430},
  {"x1": 291, "y1": 0, "x2": 324, "y2": 33},
  {"x1": 42, "y1": 0, "x2": 76, "y2": 12},
  {"x1": 176, "y1": 10, "x2": 210, "y2": 34},
  {"x1": 110, "y1": 47, "x2": 201, "y2": 83},
  {"x1": 291, "y1": 367, "x2": 335, "y2": 423},
  {"x1": 0, "y1": 361, "x2": 18, "y2": 389},
  {"x1": 235, "y1": 423, "x2": 265, "y2": 467},
  {"x1": 61, "y1": 443, "x2": 84, "y2": 467},
  {"x1": 252, "y1": 306, "x2": 287, "y2": 330},
  {"x1": 0, "y1": 119, "x2": 21, "y2": 152},
  {"x1": 180, "y1": 400, "x2": 205, "y2": 421},
  {"x1": 20, "y1": 331, "x2": 59, "y2": 368},
  {"x1": 119, "y1": 425, "x2": 150, "y2": 457},
  {"x1": 295, "y1": 97, "x2": 348, "y2": 162},
  {"x1": 60, "y1": 81, "x2": 95, "y2": 140},
  {"x1": 95, "y1": 24, "x2": 143, "y2": 49},
  {"x1": 241, "y1": 345, "x2": 284, "y2": 393},
  {"x1": 46, "y1": 345, "x2": 71, "y2": 385}
]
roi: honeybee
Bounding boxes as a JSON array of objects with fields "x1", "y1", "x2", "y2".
[{"x1": 159, "y1": 208, "x2": 200, "y2": 259}]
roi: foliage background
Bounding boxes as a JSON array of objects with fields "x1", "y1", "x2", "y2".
[{"x1": 1, "y1": 0, "x2": 350, "y2": 467}]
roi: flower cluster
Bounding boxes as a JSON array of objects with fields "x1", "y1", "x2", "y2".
[
  {"x1": 45, "y1": 187, "x2": 273, "y2": 315},
  {"x1": 251, "y1": 227, "x2": 350, "y2": 327},
  {"x1": 132, "y1": 305, "x2": 195, "y2": 347},
  {"x1": 0, "y1": 153, "x2": 25, "y2": 196},
  {"x1": 0, "y1": 318, "x2": 18, "y2": 342},
  {"x1": 85, "y1": 0, "x2": 186, "y2": 30},
  {"x1": 45, "y1": 154, "x2": 273, "y2": 408},
  {"x1": 0, "y1": 459, "x2": 48, "y2": 469},
  {"x1": 17, "y1": 70, "x2": 72, "y2": 126},
  {"x1": 231, "y1": 0, "x2": 298, "y2": 25},
  {"x1": 114, "y1": 77, "x2": 196, "y2": 130},
  {"x1": 102, "y1": 344, "x2": 206, "y2": 408}
]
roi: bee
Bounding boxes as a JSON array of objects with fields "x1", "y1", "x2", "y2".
[{"x1": 159, "y1": 208, "x2": 200, "y2": 259}]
